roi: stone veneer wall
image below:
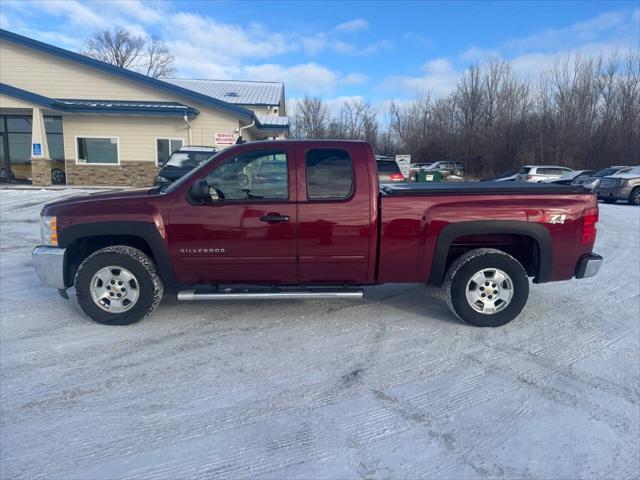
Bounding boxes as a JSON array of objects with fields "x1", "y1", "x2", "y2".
[
  {"x1": 31, "y1": 158, "x2": 52, "y2": 186},
  {"x1": 65, "y1": 160, "x2": 160, "y2": 186}
]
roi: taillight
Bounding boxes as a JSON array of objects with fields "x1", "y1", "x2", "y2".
[
  {"x1": 581, "y1": 207, "x2": 599, "y2": 245},
  {"x1": 389, "y1": 173, "x2": 404, "y2": 181},
  {"x1": 526, "y1": 175, "x2": 534, "y2": 180}
]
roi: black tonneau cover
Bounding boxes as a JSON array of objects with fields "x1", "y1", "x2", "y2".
[{"x1": 380, "y1": 181, "x2": 589, "y2": 196}]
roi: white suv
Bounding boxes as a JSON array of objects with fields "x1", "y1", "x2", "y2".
[{"x1": 516, "y1": 165, "x2": 573, "y2": 183}]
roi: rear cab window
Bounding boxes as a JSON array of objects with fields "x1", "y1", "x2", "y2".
[
  {"x1": 305, "y1": 149, "x2": 353, "y2": 200},
  {"x1": 518, "y1": 167, "x2": 531, "y2": 174}
]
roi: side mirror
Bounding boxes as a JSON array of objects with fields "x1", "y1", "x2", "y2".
[
  {"x1": 190, "y1": 179, "x2": 212, "y2": 203},
  {"x1": 190, "y1": 179, "x2": 224, "y2": 204}
]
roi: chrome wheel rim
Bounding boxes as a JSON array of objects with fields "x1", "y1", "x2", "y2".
[
  {"x1": 633, "y1": 190, "x2": 640, "y2": 205},
  {"x1": 465, "y1": 268, "x2": 514, "y2": 315},
  {"x1": 90, "y1": 266, "x2": 140, "y2": 313}
]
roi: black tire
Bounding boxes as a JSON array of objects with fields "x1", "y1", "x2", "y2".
[
  {"x1": 74, "y1": 246, "x2": 163, "y2": 325},
  {"x1": 51, "y1": 168, "x2": 66, "y2": 185},
  {"x1": 602, "y1": 198, "x2": 616, "y2": 204},
  {"x1": 629, "y1": 187, "x2": 640, "y2": 206},
  {"x1": 443, "y1": 248, "x2": 529, "y2": 327}
]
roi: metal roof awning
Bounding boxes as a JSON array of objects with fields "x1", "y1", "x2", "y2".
[
  {"x1": 254, "y1": 114, "x2": 289, "y2": 130},
  {"x1": 0, "y1": 83, "x2": 199, "y2": 117},
  {"x1": 55, "y1": 99, "x2": 199, "y2": 116}
]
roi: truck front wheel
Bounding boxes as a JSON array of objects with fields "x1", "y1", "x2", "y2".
[
  {"x1": 74, "y1": 246, "x2": 163, "y2": 325},
  {"x1": 443, "y1": 248, "x2": 529, "y2": 327}
]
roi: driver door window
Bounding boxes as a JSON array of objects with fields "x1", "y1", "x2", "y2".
[{"x1": 205, "y1": 150, "x2": 288, "y2": 201}]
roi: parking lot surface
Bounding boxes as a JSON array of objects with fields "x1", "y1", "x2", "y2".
[{"x1": 1, "y1": 188, "x2": 638, "y2": 479}]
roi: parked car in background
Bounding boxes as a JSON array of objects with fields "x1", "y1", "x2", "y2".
[
  {"x1": 596, "y1": 166, "x2": 640, "y2": 205},
  {"x1": 425, "y1": 161, "x2": 464, "y2": 177},
  {"x1": 516, "y1": 166, "x2": 573, "y2": 183},
  {"x1": 377, "y1": 159, "x2": 404, "y2": 182},
  {"x1": 541, "y1": 170, "x2": 595, "y2": 185},
  {"x1": 154, "y1": 146, "x2": 217, "y2": 185},
  {"x1": 480, "y1": 169, "x2": 519, "y2": 182},
  {"x1": 0, "y1": 160, "x2": 66, "y2": 184},
  {"x1": 572, "y1": 166, "x2": 630, "y2": 190}
]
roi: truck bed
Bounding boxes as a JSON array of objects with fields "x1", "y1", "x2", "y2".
[{"x1": 380, "y1": 181, "x2": 588, "y2": 196}]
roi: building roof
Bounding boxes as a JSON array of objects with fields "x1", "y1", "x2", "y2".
[
  {"x1": 166, "y1": 79, "x2": 283, "y2": 106},
  {"x1": 0, "y1": 29, "x2": 289, "y2": 129},
  {"x1": 0, "y1": 29, "x2": 253, "y2": 121},
  {"x1": 0, "y1": 83, "x2": 199, "y2": 116},
  {"x1": 255, "y1": 114, "x2": 289, "y2": 128}
]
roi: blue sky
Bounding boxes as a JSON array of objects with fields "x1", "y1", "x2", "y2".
[{"x1": 1, "y1": 0, "x2": 638, "y2": 110}]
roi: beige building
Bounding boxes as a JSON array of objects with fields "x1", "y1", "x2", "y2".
[{"x1": 0, "y1": 29, "x2": 288, "y2": 186}]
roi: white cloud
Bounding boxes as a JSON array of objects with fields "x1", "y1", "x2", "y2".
[
  {"x1": 342, "y1": 73, "x2": 368, "y2": 85},
  {"x1": 333, "y1": 39, "x2": 393, "y2": 56},
  {"x1": 243, "y1": 63, "x2": 337, "y2": 94},
  {"x1": 456, "y1": 8, "x2": 639, "y2": 82},
  {"x1": 384, "y1": 58, "x2": 460, "y2": 98},
  {"x1": 334, "y1": 19, "x2": 368, "y2": 33},
  {"x1": 503, "y1": 8, "x2": 637, "y2": 54}
]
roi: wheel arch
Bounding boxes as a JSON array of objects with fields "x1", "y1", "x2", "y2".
[
  {"x1": 59, "y1": 221, "x2": 176, "y2": 288},
  {"x1": 428, "y1": 220, "x2": 552, "y2": 287}
]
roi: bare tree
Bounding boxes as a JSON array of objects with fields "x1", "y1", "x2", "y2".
[
  {"x1": 145, "y1": 36, "x2": 176, "y2": 78},
  {"x1": 84, "y1": 27, "x2": 175, "y2": 78},
  {"x1": 290, "y1": 50, "x2": 639, "y2": 178},
  {"x1": 291, "y1": 96, "x2": 329, "y2": 138}
]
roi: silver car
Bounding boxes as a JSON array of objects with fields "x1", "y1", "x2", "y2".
[
  {"x1": 516, "y1": 165, "x2": 573, "y2": 182},
  {"x1": 596, "y1": 166, "x2": 640, "y2": 205},
  {"x1": 571, "y1": 166, "x2": 630, "y2": 190}
]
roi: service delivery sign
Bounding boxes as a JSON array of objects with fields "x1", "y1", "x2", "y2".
[{"x1": 215, "y1": 133, "x2": 236, "y2": 147}]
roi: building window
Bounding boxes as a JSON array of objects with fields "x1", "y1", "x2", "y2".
[
  {"x1": 43, "y1": 116, "x2": 64, "y2": 161},
  {"x1": 156, "y1": 138, "x2": 183, "y2": 165},
  {"x1": 76, "y1": 136, "x2": 119, "y2": 165},
  {"x1": 305, "y1": 149, "x2": 353, "y2": 200}
]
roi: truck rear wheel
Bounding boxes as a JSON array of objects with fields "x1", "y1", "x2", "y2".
[
  {"x1": 74, "y1": 246, "x2": 163, "y2": 325},
  {"x1": 443, "y1": 248, "x2": 529, "y2": 327}
]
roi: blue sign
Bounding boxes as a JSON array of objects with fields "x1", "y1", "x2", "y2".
[{"x1": 32, "y1": 143, "x2": 42, "y2": 156}]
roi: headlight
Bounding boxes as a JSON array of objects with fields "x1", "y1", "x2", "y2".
[
  {"x1": 617, "y1": 179, "x2": 628, "y2": 187},
  {"x1": 40, "y1": 215, "x2": 58, "y2": 246},
  {"x1": 155, "y1": 175, "x2": 170, "y2": 184}
]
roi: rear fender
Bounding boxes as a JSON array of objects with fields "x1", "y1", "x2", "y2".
[{"x1": 428, "y1": 220, "x2": 552, "y2": 286}]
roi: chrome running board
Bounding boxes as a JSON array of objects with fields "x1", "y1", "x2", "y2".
[{"x1": 177, "y1": 289, "x2": 364, "y2": 301}]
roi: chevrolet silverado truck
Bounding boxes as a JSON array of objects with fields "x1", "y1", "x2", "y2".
[{"x1": 33, "y1": 140, "x2": 602, "y2": 327}]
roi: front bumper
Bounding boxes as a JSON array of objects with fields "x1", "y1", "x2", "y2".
[
  {"x1": 32, "y1": 246, "x2": 66, "y2": 289},
  {"x1": 575, "y1": 253, "x2": 603, "y2": 279},
  {"x1": 596, "y1": 185, "x2": 632, "y2": 201}
]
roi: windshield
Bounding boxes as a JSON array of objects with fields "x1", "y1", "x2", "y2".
[
  {"x1": 162, "y1": 150, "x2": 225, "y2": 194},
  {"x1": 377, "y1": 161, "x2": 400, "y2": 173},
  {"x1": 165, "y1": 151, "x2": 215, "y2": 168}
]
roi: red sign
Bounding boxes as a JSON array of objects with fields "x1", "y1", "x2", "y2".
[{"x1": 215, "y1": 133, "x2": 236, "y2": 146}]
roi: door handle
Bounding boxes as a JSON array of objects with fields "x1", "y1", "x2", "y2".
[{"x1": 260, "y1": 213, "x2": 290, "y2": 223}]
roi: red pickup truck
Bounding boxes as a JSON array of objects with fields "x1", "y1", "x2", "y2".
[{"x1": 33, "y1": 140, "x2": 602, "y2": 327}]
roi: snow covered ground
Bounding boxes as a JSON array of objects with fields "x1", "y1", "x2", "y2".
[{"x1": 1, "y1": 188, "x2": 638, "y2": 479}]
